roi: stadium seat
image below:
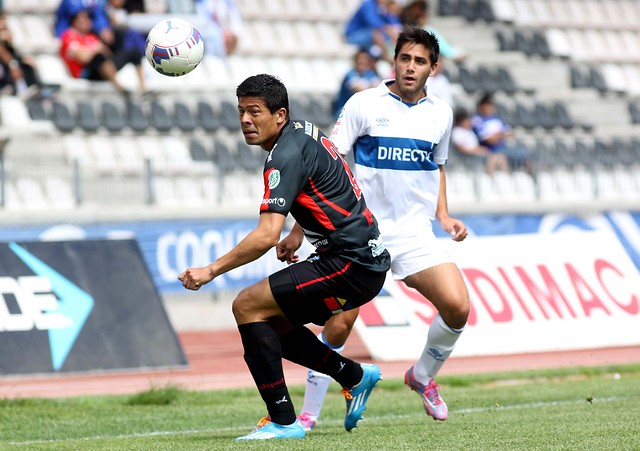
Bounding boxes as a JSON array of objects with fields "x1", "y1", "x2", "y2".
[
  {"x1": 476, "y1": 65, "x2": 498, "y2": 94},
  {"x1": 189, "y1": 139, "x2": 211, "y2": 162},
  {"x1": 44, "y1": 176, "x2": 75, "y2": 209},
  {"x1": 601, "y1": 64, "x2": 627, "y2": 95},
  {"x1": 457, "y1": 65, "x2": 479, "y2": 94},
  {"x1": 149, "y1": 101, "x2": 173, "y2": 133},
  {"x1": 622, "y1": 65, "x2": 640, "y2": 96},
  {"x1": 110, "y1": 136, "x2": 145, "y2": 175},
  {"x1": 161, "y1": 136, "x2": 193, "y2": 174},
  {"x1": 439, "y1": 0, "x2": 459, "y2": 16},
  {"x1": 570, "y1": 65, "x2": 590, "y2": 89},
  {"x1": 87, "y1": 135, "x2": 119, "y2": 175},
  {"x1": 629, "y1": 102, "x2": 640, "y2": 124},
  {"x1": 494, "y1": 101, "x2": 516, "y2": 129},
  {"x1": 126, "y1": 101, "x2": 150, "y2": 133},
  {"x1": 236, "y1": 139, "x2": 263, "y2": 173},
  {"x1": 219, "y1": 99, "x2": 241, "y2": 132},
  {"x1": 495, "y1": 66, "x2": 518, "y2": 95},
  {"x1": 514, "y1": 102, "x2": 536, "y2": 130},
  {"x1": 545, "y1": 28, "x2": 571, "y2": 59},
  {"x1": 553, "y1": 102, "x2": 576, "y2": 130},
  {"x1": 495, "y1": 29, "x2": 513, "y2": 52},
  {"x1": 459, "y1": 0, "x2": 480, "y2": 22},
  {"x1": 588, "y1": 67, "x2": 608, "y2": 95},
  {"x1": 16, "y1": 177, "x2": 49, "y2": 210},
  {"x1": 100, "y1": 100, "x2": 126, "y2": 133},
  {"x1": 533, "y1": 102, "x2": 555, "y2": 130},
  {"x1": 196, "y1": 100, "x2": 220, "y2": 132},
  {"x1": 212, "y1": 139, "x2": 236, "y2": 172},
  {"x1": 477, "y1": 0, "x2": 495, "y2": 22},
  {"x1": 532, "y1": 31, "x2": 551, "y2": 59},
  {"x1": 76, "y1": 100, "x2": 101, "y2": 133},
  {"x1": 173, "y1": 101, "x2": 197, "y2": 133},
  {"x1": 26, "y1": 98, "x2": 49, "y2": 121},
  {"x1": 137, "y1": 136, "x2": 170, "y2": 175},
  {"x1": 63, "y1": 135, "x2": 91, "y2": 167},
  {"x1": 52, "y1": 100, "x2": 76, "y2": 133},
  {"x1": 513, "y1": 30, "x2": 534, "y2": 57}
]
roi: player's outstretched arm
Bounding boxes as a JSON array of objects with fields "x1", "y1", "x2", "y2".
[{"x1": 179, "y1": 212, "x2": 286, "y2": 290}]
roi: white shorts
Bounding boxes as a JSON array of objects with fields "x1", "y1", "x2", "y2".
[{"x1": 385, "y1": 229, "x2": 454, "y2": 280}]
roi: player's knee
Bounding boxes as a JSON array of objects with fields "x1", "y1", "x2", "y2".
[
  {"x1": 231, "y1": 289, "x2": 253, "y2": 323},
  {"x1": 449, "y1": 298, "x2": 470, "y2": 329}
]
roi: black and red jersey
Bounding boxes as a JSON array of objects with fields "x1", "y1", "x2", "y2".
[{"x1": 260, "y1": 120, "x2": 390, "y2": 272}]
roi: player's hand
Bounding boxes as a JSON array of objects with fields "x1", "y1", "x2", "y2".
[
  {"x1": 178, "y1": 266, "x2": 213, "y2": 290},
  {"x1": 441, "y1": 217, "x2": 468, "y2": 242},
  {"x1": 276, "y1": 234, "x2": 302, "y2": 264}
]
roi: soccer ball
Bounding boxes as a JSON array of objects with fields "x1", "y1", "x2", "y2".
[{"x1": 145, "y1": 18, "x2": 204, "y2": 77}]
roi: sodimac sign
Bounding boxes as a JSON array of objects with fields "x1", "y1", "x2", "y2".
[{"x1": 356, "y1": 230, "x2": 640, "y2": 360}]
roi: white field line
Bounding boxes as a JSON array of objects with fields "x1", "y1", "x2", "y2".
[{"x1": 4, "y1": 395, "x2": 627, "y2": 446}]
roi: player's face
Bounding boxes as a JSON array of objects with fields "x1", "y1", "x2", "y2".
[
  {"x1": 392, "y1": 42, "x2": 436, "y2": 103},
  {"x1": 237, "y1": 97, "x2": 286, "y2": 150}
]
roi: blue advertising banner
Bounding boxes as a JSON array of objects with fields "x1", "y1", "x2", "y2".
[
  {"x1": 0, "y1": 212, "x2": 638, "y2": 295},
  {"x1": 0, "y1": 239, "x2": 187, "y2": 375}
]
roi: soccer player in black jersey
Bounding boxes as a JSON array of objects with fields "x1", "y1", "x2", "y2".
[{"x1": 178, "y1": 74, "x2": 391, "y2": 440}]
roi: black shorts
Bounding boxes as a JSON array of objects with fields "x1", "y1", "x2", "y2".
[{"x1": 269, "y1": 253, "x2": 386, "y2": 327}]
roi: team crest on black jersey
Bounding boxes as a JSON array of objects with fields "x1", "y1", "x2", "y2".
[{"x1": 268, "y1": 170, "x2": 281, "y2": 189}]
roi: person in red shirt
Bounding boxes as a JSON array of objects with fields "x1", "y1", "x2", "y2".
[{"x1": 59, "y1": 9, "x2": 146, "y2": 96}]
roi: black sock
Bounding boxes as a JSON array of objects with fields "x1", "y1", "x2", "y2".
[
  {"x1": 280, "y1": 326, "x2": 363, "y2": 388},
  {"x1": 238, "y1": 322, "x2": 296, "y2": 425}
]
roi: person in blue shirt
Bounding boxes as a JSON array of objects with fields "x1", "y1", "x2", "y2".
[
  {"x1": 471, "y1": 93, "x2": 533, "y2": 173},
  {"x1": 333, "y1": 48, "x2": 381, "y2": 119},
  {"x1": 344, "y1": 0, "x2": 403, "y2": 63},
  {"x1": 55, "y1": 0, "x2": 112, "y2": 42}
]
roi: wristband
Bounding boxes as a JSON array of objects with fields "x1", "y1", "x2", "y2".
[{"x1": 8, "y1": 60, "x2": 19, "y2": 69}]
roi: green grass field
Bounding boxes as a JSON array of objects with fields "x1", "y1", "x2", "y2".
[{"x1": 1, "y1": 364, "x2": 639, "y2": 450}]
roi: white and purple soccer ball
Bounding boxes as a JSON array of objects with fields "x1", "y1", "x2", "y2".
[{"x1": 145, "y1": 18, "x2": 204, "y2": 77}]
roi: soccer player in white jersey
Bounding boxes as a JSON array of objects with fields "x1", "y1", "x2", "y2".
[{"x1": 296, "y1": 26, "x2": 470, "y2": 431}]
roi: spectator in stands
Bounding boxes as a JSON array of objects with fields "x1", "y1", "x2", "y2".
[
  {"x1": 55, "y1": 0, "x2": 112, "y2": 44},
  {"x1": 0, "y1": 12, "x2": 44, "y2": 98},
  {"x1": 451, "y1": 107, "x2": 509, "y2": 174},
  {"x1": 195, "y1": 0, "x2": 244, "y2": 57},
  {"x1": 344, "y1": 0, "x2": 403, "y2": 64},
  {"x1": 59, "y1": 9, "x2": 146, "y2": 96},
  {"x1": 333, "y1": 48, "x2": 381, "y2": 119},
  {"x1": 56, "y1": 0, "x2": 146, "y2": 60},
  {"x1": 471, "y1": 93, "x2": 533, "y2": 173},
  {"x1": 399, "y1": 0, "x2": 466, "y2": 63}
]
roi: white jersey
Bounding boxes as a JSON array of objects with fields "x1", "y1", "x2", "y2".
[{"x1": 330, "y1": 80, "x2": 453, "y2": 238}]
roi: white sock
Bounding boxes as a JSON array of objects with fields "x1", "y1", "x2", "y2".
[
  {"x1": 300, "y1": 332, "x2": 345, "y2": 419},
  {"x1": 413, "y1": 313, "x2": 464, "y2": 382}
]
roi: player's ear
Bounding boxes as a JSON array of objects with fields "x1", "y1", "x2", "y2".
[{"x1": 276, "y1": 108, "x2": 287, "y2": 124}]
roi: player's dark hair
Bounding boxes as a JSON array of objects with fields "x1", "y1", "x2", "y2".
[
  {"x1": 394, "y1": 26, "x2": 440, "y2": 66},
  {"x1": 236, "y1": 74, "x2": 289, "y2": 118}
]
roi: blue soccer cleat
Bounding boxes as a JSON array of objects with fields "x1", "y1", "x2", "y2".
[
  {"x1": 342, "y1": 363, "x2": 382, "y2": 431},
  {"x1": 236, "y1": 417, "x2": 306, "y2": 440}
]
